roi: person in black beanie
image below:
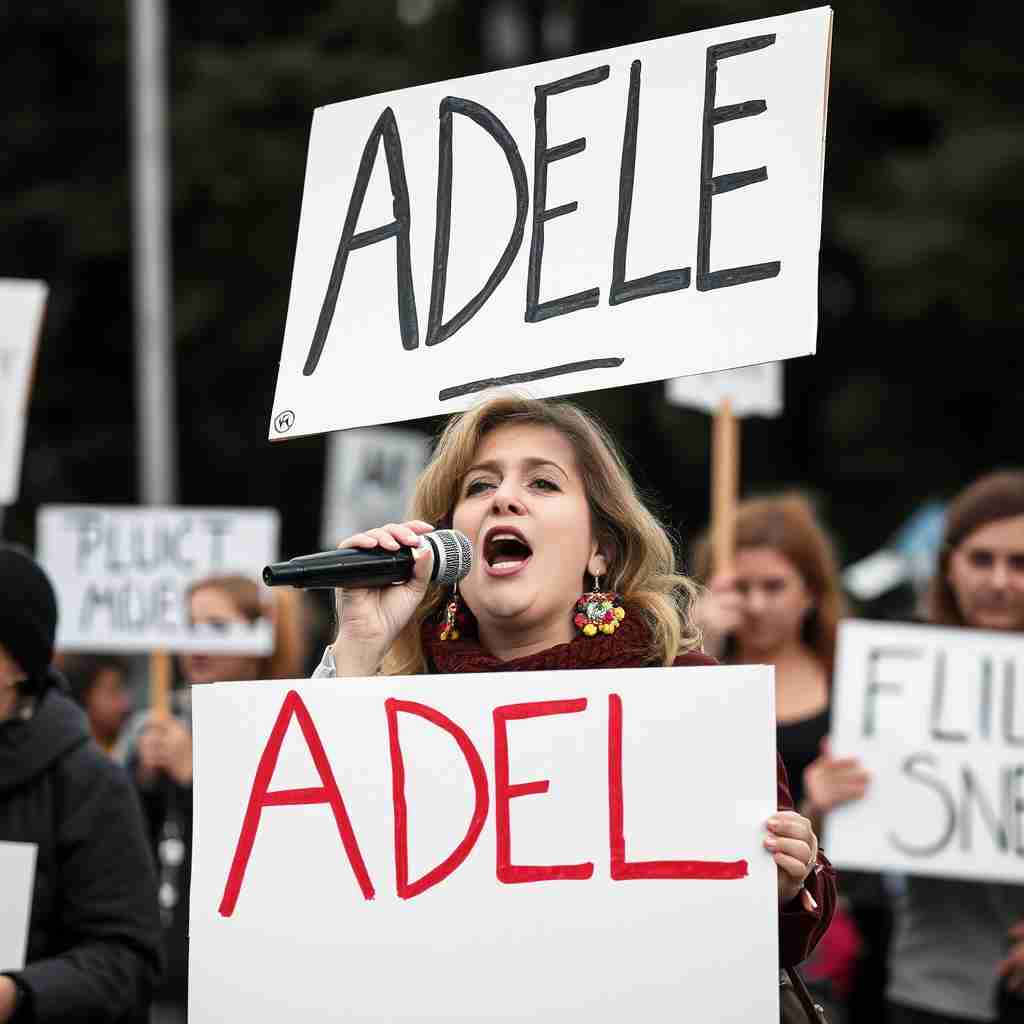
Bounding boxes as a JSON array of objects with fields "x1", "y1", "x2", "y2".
[{"x1": 0, "y1": 544, "x2": 162, "y2": 1023}]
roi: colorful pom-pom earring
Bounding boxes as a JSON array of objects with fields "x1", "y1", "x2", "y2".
[
  {"x1": 573, "y1": 575, "x2": 625, "y2": 637},
  {"x1": 439, "y1": 581, "x2": 462, "y2": 641}
]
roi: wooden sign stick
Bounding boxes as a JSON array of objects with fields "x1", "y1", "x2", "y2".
[
  {"x1": 149, "y1": 649, "x2": 173, "y2": 721},
  {"x1": 711, "y1": 397, "x2": 740, "y2": 577}
]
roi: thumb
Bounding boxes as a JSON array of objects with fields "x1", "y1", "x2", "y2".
[
  {"x1": 410, "y1": 542, "x2": 435, "y2": 586},
  {"x1": 819, "y1": 735, "x2": 832, "y2": 758}
]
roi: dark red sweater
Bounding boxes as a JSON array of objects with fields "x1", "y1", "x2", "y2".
[{"x1": 422, "y1": 610, "x2": 837, "y2": 967}]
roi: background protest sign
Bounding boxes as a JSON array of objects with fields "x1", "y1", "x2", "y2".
[
  {"x1": 0, "y1": 841, "x2": 37, "y2": 971},
  {"x1": 269, "y1": 8, "x2": 832, "y2": 440},
  {"x1": 666, "y1": 361, "x2": 783, "y2": 418},
  {"x1": 322, "y1": 426, "x2": 429, "y2": 547},
  {"x1": 828, "y1": 620, "x2": 1024, "y2": 884},
  {"x1": 666, "y1": 361, "x2": 783, "y2": 574},
  {"x1": 188, "y1": 665, "x2": 777, "y2": 1023},
  {"x1": 38, "y1": 505, "x2": 279, "y2": 654},
  {"x1": 0, "y1": 279, "x2": 48, "y2": 506}
]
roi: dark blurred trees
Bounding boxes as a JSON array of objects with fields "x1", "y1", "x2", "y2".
[{"x1": 1, "y1": 1, "x2": 1021, "y2": 566}]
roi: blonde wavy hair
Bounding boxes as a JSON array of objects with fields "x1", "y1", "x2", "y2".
[{"x1": 383, "y1": 394, "x2": 702, "y2": 675}]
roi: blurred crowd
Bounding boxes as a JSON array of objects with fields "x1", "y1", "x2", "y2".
[{"x1": 1, "y1": 465, "x2": 1022, "y2": 1023}]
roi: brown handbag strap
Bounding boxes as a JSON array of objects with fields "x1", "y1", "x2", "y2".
[{"x1": 783, "y1": 966, "x2": 827, "y2": 1023}]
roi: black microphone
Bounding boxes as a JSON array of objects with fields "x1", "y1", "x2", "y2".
[{"x1": 262, "y1": 529, "x2": 472, "y2": 590}]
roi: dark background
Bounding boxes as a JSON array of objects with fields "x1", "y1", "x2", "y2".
[{"x1": 2, "y1": 1, "x2": 1021, "y2": 570}]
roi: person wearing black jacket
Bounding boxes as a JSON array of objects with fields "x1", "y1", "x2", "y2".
[{"x1": 0, "y1": 544, "x2": 162, "y2": 1023}]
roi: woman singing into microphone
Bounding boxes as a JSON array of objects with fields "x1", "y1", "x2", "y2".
[{"x1": 315, "y1": 393, "x2": 836, "y2": 966}]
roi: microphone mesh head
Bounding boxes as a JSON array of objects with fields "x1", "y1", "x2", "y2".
[{"x1": 433, "y1": 529, "x2": 473, "y2": 588}]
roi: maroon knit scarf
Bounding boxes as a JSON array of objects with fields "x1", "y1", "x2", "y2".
[{"x1": 422, "y1": 607, "x2": 657, "y2": 674}]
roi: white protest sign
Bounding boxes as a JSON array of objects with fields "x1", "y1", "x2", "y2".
[
  {"x1": 37, "y1": 506, "x2": 279, "y2": 654},
  {"x1": 666, "y1": 361, "x2": 783, "y2": 417},
  {"x1": 322, "y1": 427, "x2": 429, "y2": 547},
  {"x1": 828, "y1": 619, "x2": 1024, "y2": 884},
  {"x1": 269, "y1": 8, "x2": 832, "y2": 440},
  {"x1": 0, "y1": 842, "x2": 37, "y2": 971},
  {"x1": 0, "y1": 280, "x2": 48, "y2": 506},
  {"x1": 189, "y1": 666, "x2": 777, "y2": 1023}
]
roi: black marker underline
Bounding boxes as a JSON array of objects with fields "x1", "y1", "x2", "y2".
[{"x1": 439, "y1": 357, "x2": 625, "y2": 402}]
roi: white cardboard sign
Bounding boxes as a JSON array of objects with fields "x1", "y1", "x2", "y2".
[
  {"x1": 828, "y1": 620, "x2": 1024, "y2": 884},
  {"x1": 37, "y1": 505, "x2": 279, "y2": 654},
  {"x1": 0, "y1": 280, "x2": 48, "y2": 505},
  {"x1": 269, "y1": 8, "x2": 832, "y2": 440},
  {"x1": 322, "y1": 427, "x2": 429, "y2": 547},
  {"x1": 666, "y1": 361, "x2": 783, "y2": 417},
  {"x1": 188, "y1": 666, "x2": 777, "y2": 1023},
  {"x1": 0, "y1": 841, "x2": 37, "y2": 971}
]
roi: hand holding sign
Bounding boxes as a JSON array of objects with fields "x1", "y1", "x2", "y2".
[
  {"x1": 331, "y1": 520, "x2": 436, "y2": 677},
  {"x1": 802, "y1": 737, "x2": 870, "y2": 818},
  {"x1": 0, "y1": 977, "x2": 17, "y2": 1023},
  {"x1": 692, "y1": 571, "x2": 745, "y2": 656},
  {"x1": 997, "y1": 921, "x2": 1024, "y2": 994},
  {"x1": 138, "y1": 716, "x2": 194, "y2": 787},
  {"x1": 766, "y1": 810, "x2": 819, "y2": 909}
]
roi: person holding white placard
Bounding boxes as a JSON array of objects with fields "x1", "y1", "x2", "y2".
[
  {"x1": 881, "y1": 472, "x2": 1024, "y2": 1024},
  {"x1": 691, "y1": 494, "x2": 887, "y2": 1022},
  {"x1": 0, "y1": 545, "x2": 162, "y2": 1024},
  {"x1": 316, "y1": 394, "x2": 837, "y2": 968}
]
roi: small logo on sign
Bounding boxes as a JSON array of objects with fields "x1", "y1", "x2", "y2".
[{"x1": 274, "y1": 410, "x2": 295, "y2": 434}]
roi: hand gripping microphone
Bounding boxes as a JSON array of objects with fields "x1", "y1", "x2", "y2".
[{"x1": 262, "y1": 529, "x2": 472, "y2": 590}]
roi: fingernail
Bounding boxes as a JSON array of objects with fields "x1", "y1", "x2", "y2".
[
  {"x1": 801, "y1": 889, "x2": 819, "y2": 912},
  {"x1": 764, "y1": 838, "x2": 778, "y2": 850}
]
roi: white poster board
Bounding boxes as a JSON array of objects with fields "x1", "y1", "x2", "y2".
[
  {"x1": 828, "y1": 619, "x2": 1024, "y2": 884},
  {"x1": 0, "y1": 280, "x2": 48, "y2": 506},
  {"x1": 0, "y1": 841, "x2": 37, "y2": 971},
  {"x1": 322, "y1": 427, "x2": 429, "y2": 547},
  {"x1": 269, "y1": 8, "x2": 832, "y2": 440},
  {"x1": 189, "y1": 665, "x2": 777, "y2": 1023},
  {"x1": 666, "y1": 361, "x2": 783, "y2": 417},
  {"x1": 37, "y1": 506, "x2": 279, "y2": 654}
]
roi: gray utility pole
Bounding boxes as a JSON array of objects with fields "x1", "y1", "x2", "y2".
[{"x1": 129, "y1": 0, "x2": 177, "y2": 505}]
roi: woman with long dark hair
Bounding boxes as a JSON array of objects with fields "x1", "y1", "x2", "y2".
[
  {"x1": 884, "y1": 471, "x2": 1024, "y2": 1024},
  {"x1": 316, "y1": 394, "x2": 837, "y2": 969}
]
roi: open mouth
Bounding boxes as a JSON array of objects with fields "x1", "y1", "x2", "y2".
[{"x1": 483, "y1": 528, "x2": 533, "y2": 572}]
